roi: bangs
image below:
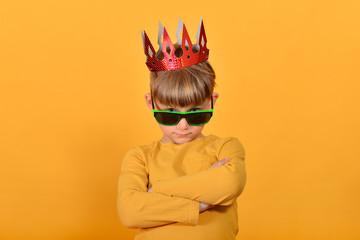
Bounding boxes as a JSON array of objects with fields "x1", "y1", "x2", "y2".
[{"x1": 150, "y1": 61, "x2": 216, "y2": 108}]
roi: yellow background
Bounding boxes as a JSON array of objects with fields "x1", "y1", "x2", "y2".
[{"x1": 1, "y1": 0, "x2": 359, "y2": 239}]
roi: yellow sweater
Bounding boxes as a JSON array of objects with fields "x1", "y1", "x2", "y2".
[{"x1": 117, "y1": 134, "x2": 246, "y2": 240}]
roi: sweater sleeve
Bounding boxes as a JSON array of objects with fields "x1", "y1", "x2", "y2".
[
  {"x1": 151, "y1": 138, "x2": 246, "y2": 206},
  {"x1": 117, "y1": 146, "x2": 199, "y2": 229}
]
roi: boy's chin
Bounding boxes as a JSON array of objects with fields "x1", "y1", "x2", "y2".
[{"x1": 173, "y1": 138, "x2": 191, "y2": 145}]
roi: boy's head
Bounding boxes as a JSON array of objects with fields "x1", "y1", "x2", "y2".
[
  {"x1": 143, "y1": 19, "x2": 218, "y2": 144},
  {"x1": 145, "y1": 60, "x2": 219, "y2": 145}
]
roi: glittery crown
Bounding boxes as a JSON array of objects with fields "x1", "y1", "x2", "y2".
[{"x1": 141, "y1": 18, "x2": 209, "y2": 72}]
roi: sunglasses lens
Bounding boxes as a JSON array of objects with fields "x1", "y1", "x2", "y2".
[
  {"x1": 187, "y1": 112, "x2": 212, "y2": 125},
  {"x1": 154, "y1": 112, "x2": 180, "y2": 125}
]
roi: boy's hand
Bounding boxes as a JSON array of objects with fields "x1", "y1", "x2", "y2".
[
  {"x1": 210, "y1": 158, "x2": 229, "y2": 168},
  {"x1": 199, "y1": 202, "x2": 213, "y2": 212}
]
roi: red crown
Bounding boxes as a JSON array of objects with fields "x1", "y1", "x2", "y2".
[{"x1": 141, "y1": 18, "x2": 209, "y2": 72}]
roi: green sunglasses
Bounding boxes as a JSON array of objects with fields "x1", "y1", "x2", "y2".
[{"x1": 151, "y1": 96, "x2": 214, "y2": 126}]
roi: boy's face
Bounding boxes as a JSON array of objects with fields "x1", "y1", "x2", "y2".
[{"x1": 145, "y1": 93, "x2": 219, "y2": 145}]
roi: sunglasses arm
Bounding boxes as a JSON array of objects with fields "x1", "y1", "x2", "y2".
[{"x1": 151, "y1": 95, "x2": 156, "y2": 110}]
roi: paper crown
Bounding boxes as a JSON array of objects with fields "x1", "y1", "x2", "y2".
[{"x1": 141, "y1": 18, "x2": 209, "y2": 72}]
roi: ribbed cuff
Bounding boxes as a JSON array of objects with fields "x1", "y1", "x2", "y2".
[{"x1": 186, "y1": 200, "x2": 199, "y2": 226}]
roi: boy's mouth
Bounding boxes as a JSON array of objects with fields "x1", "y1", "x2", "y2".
[{"x1": 176, "y1": 133, "x2": 190, "y2": 137}]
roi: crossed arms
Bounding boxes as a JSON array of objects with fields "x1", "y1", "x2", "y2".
[{"x1": 117, "y1": 138, "x2": 246, "y2": 229}]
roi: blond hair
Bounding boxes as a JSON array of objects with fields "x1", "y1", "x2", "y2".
[{"x1": 150, "y1": 60, "x2": 216, "y2": 108}]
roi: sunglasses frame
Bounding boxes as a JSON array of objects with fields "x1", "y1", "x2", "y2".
[{"x1": 151, "y1": 96, "x2": 214, "y2": 126}]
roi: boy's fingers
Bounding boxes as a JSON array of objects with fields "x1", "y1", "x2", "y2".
[
  {"x1": 218, "y1": 158, "x2": 229, "y2": 164},
  {"x1": 210, "y1": 158, "x2": 229, "y2": 168}
]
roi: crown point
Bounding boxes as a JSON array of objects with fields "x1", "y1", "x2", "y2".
[
  {"x1": 158, "y1": 22, "x2": 164, "y2": 48},
  {"x1": 176, "y1": 18, "x2": 184, "y2": 45},
  {"x1": 141, "y1": 29, "x2": 145, "y2": 53}
]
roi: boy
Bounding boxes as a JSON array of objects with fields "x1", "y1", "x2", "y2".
[{"x1": 117, "y1": 19, "x2": 246, "y2": 240}]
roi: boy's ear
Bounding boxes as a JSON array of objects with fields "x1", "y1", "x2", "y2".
[
  {"x1": 211, "y1": 92, "x2": 219, "y2": 107},
  {"x1": 145, "y1": 93, "x2": 154, "y2": 110}
]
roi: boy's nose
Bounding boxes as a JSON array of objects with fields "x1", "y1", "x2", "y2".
[{"x1": 176, "y1": 117, "x2": 189, "y2": 129}]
